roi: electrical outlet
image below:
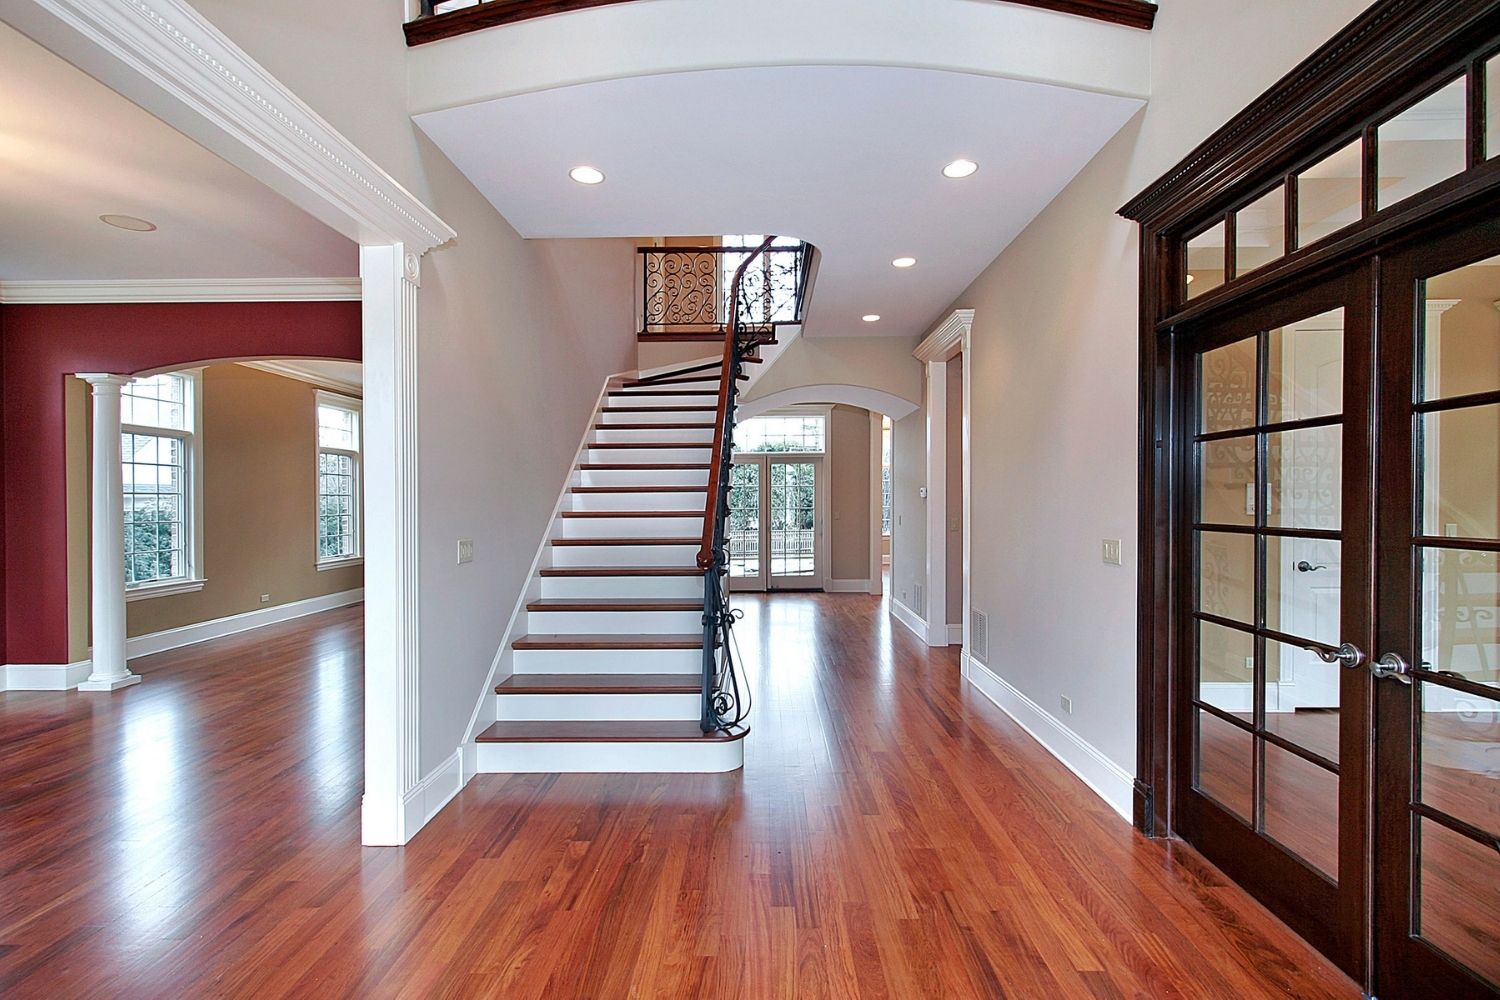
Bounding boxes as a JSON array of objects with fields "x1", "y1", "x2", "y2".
[
  {"x1": 1060, "y1": 695, "x2": 1073, "y2": 715},
  {"x1": 456, "y1": 539, "x2": 474, "y2": 565},
  {"x1": 1244, "y1": 656, "x2": 1255, "y2": 672},
  {"x1": 260, "y1": 594, "x2": 271, "y2": 604},
  {"x1": 1102, "y1": 539, "x2": 1122, "y2": 565}
]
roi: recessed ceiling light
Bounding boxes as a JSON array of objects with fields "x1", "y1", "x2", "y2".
[
  {"x1": 569, "y1": 166, "x2": 605, "y2": 185},
  {"x1": 862, "y1": 314, "x2": 881, "y2": 323},
  {"x1": 892, "y1": 257, "x2": 917, "y2": 269},
  {"x1": 99, "y1": 214, "x2": 156, "y2": 232},
  {"x1": 942, "y1": 158, "x2": 979, "y2": 179}
]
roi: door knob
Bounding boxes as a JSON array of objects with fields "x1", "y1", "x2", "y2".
[
  {"x1": 1295, "y1": 560, "x2": 1328, "y2": 572},
  {"x1": 1303, "y1": 642, "x2": 1365, "y2": 669},
  {"x1": 1371, "y1": 652, "x2": 1413, "y2": 685}
]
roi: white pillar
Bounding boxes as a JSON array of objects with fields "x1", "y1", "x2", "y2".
[
  {"x1": 77, "y1": 374, "x2": 141, "y2": 692},
  {"x1": 923, "y1": 360, "x2": 948, "y2": 647}
]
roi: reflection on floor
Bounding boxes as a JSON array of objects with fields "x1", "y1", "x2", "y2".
[
  {"x1": 0, "y1": 598, "x2": 1364, "y2": 997},
  {"x1": 1197, "y1": 705, "x2": 1500, "y2": 985}
]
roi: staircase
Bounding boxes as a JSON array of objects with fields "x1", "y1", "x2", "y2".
[
  {"x1": 474, "y1": 368, "x2": 749, "y2": 772},
  {"x1": 474, "y1": 237, "x2": 803, "y2": 774}
]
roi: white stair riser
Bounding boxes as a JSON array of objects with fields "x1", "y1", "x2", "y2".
[
  {"x1": 540, "y1": 576, "x2": 704, "y2": 600},
  {"x1": 552, "y1": 544, "x2": 700, "y2": 567},
  {"x1": 579, "y1": 468, "x2": 708, "y2": 487},
  {"x1": 609, "y1": 393, "x2": 719, "y2": 408},
  {"x1": 494, "y1": 692, "x2": 699, "y2": 721},
  {"x1": 562, "y1": 515, "x2": 700, "y2": 538},
  {"x1": 593, "y1": 426, "x2": 715, "y2": 444},
  {"x1": 627, "y1": 378, "x2": 721, "y2": 391},
  {"x1": 600, "y1": 409, "x2": 715, "y2": 425},
  {"x1": 513, "y1": 647, "x2": 701, "y2": 674},
  {"x1": 526, "y1": 609, "x2": 702, "y2": 634},
  {"x1": 569, "y1": 491, "x2": 706, "y2": 512},
  {"x1": 476, "y1": 739, "x2": 744, "y2": 773},
  {"x1": 587, "y1": 447, "x2": 711, "y2": 465}
]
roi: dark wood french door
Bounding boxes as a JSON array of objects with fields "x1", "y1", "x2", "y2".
[{"x1": 1174, "y1": 221, "x2": 1500, "y2": 997}]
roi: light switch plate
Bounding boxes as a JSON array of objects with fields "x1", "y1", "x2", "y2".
[
  {"x1": 457, "y1": 539, "x2": 474, "y2": 565},
  {"x1": 1102, "y1": 539, "x2": 1122, "y2": 565}
]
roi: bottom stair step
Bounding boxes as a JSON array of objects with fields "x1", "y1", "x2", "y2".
[
  {"x1": 474, "y1": 720, "x2": 748, "y2": 773},
  {"x1": 497, "y1": 674, "x2": 699, "y2": 695},
  {"x1": 477, "y1": 720, "x2": 746, "y2": 743}
]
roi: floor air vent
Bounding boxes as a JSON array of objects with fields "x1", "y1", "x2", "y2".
[{"x1": 970, "y1": 608, "x2": 989, "y2": 663}]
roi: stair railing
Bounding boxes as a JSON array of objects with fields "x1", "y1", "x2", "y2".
[{"x1": 696, "y1": 236, "x2": 784, "y2": 735}]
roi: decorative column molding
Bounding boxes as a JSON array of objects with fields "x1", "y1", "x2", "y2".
[
  {"x1": 76, "y1": 374, "x2": 141, "y2": 692},
  {"x1": 913, "y1": 310, "x2": 975, "y2": 650},
  {"x1": 360, "y1": 244, "x2": 423, "y2": 846}
]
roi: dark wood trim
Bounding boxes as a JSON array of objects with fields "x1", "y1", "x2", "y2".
[
  {"x1": 524, "y1": 598, "x2": 702, "y2": 612},
  {"x1": 559, "y1": 510, "x2": 700, "y2": 518},
  {"x1": 1120, "y1": 0, "x2": 1500, "y2": 229},
  {"x1": 539, "y1": 565, "x2": 701, "y2": 576},
  {"x1": 405, "y1": 0, "x2": 1155, "y2": 47},
  {"x1": 550, "y1": 536, "x2": 700, "y2": 546},
  {"x1": 511, "y1": 633, "x2": 703, "y2": 649},
  {"x1": 496, "y1": 674, "x2": 700, "y2": 694},
  {"x1": 568, "y1": 485, "x2": 705, "y2": 494}
]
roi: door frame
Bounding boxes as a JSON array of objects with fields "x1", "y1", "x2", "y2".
[
  {"x1": 728, "y1": 431, "x2": 830, "y2": 592},
  {"x1": 913, "y1": 310, "x2": 973, "y2": 649}
]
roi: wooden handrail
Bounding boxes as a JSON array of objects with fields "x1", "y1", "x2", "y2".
[{"x1": 696, "y1": 236, "x2": 777, "y2": 571}]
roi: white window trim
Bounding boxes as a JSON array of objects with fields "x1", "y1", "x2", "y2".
[
  {"x1": 122, "y1": 368, "x2": 205, "y2": 598},
  {"x1": 316, "y1": 390, "x2": 364, "y2": 567}
]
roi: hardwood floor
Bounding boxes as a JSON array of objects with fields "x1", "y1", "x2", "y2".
[{"x1": 0, "y1": 596, "x2": 1361, "y2": 998}]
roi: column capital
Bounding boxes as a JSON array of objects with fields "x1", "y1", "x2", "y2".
[{"x1": 76, "y1": 373, "x2": 133, "y2": 390}]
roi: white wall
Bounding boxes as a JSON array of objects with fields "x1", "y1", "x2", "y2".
[
  {"x1": 928, "y1": 0, "x2": 1376, "y2": 776},
  {"x1": 188, "y1": 0, "x2": 639, "y2": 774}
]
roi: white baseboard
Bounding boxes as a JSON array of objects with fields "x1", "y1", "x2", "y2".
[
  {"x1": 1199, "y1": 682, "x2": 1254, "y2": 713},
  {"x1": 944, "y1": 623, "x2": 962, "y2": 645},
  {"x1": 402, "y1": 746, "x2": 465, "y2": 839},
  {"x1": 2, "y1": 660, "x2": 93, "y2": 692},
  {"x1": 889, "y1": 597, "x2": 929, "y2": 644},
  {"x1": 963, "y1": 653, "x2": 1133, "y2": 822},
  {"x1": 126, "y1": 588, "x2": 364, "y2": 660},
  {"x1": 826, "y1": 578, "x2": 872, "y2": 593}
]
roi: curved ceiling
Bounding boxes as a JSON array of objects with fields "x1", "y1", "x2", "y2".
[{"x1": 415, "y1": 64, "x2": 1141, "y2": 338}]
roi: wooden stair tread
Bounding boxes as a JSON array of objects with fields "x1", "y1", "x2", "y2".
[
  {"x1": 551, "y1": 536, "x2": 698, "y2": 546},
  {"x1": 560, "y1": 510, "x2": 699, "y2": 518},
  {"x1": 609, "y1": 389, "x2": 719, "y2": 397},
  {"x1": 570, "y1": 485, "x2": 705, "y2": 494},
  {"x1": 588, "y1": 442, "x2": 712, "y2": 449},
  {"x1": 540, "y1": 566, "x2": 701, "y2": 577},
  {"x1": 496, "y1": 674, "x2": 699, "y2": 695},
  {"x1": 526, "y1": 598, "x2": 701, "y2": 612},
  {"x1": 594, "y1": 422, "x2": 715, "y2": 430},
  {"x1": 601, "y1": 406, "x2": 718, "y2": 413},
  {"x1": 512, "y1": 633, "x2": 704, "y2": 650},
  {"x1": 578, "y1": 463, "x2": 710, "y2": 470},
  {"x1": 477, "y1": 720, "x2": 746, "y2": 743}
]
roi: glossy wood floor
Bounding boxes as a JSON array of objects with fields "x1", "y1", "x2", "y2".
[{"x1": 0, "y1": 596, "x2": 1363, "y2": 999}]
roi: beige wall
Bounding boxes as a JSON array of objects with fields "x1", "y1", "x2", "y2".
[
  {"x1": 891, "y1": 403, "x2": 926, "y2": 618},
  {"x1": 73, "y1": 365, "x2": 365, "y2": 641},
  {"x1": 742, "y1": 334, "x2": 923, "y2": 408},
  {"x1": 829, "y1": 404, "x2": 872, "y2": 582},
  {"x1": 925, "y1": 0, "x2": 1375, "y2": 771},
  {"x1": 187, "y1": 0, "x2": 640, "y2": 774}
]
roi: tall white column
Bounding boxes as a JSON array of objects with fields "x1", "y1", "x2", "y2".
[
  {"x1": 923, "y1": 360, "x2": 949, "y2": 647},
  {"x1": 76, "y1": 374, "x2": 141, "y2": 692}
]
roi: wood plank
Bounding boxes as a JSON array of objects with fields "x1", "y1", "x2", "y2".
[
  {"x1": 539, "y1": 566, "x2": 701, "y2": 577},
  {"x1": 525, "y1": 598, "x2": 701, "y2": 612},
  {"x1": 559, "y1": 510, "x2": 700, "y2": 518},
  {"x1": 496, "y1": 674, "x2": 699, "y2": 695},
  {"x1": 476, "y1": 720, "x2": 747, "y2": 743},
  {"x1": 511, "y1": 632, "x2": 704, "y2": 649},
  {"x1": 550, "y1": 536, "x2": 699, "y2": 546}
]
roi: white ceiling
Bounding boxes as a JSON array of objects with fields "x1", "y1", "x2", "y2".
[
  {"x1": 0, "y1": 20, "x2": 356, "y2": 282},
  {"x1": 241, "y1": 359, "x2": 363, "y2": 394},
  {"x1": 415, "y1": 65, "x2": 1142, "y2": 337}
]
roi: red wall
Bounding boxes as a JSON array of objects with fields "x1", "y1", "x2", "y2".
[{"x1": 0, "y1": 301, "x2": 361, "y2": 664}]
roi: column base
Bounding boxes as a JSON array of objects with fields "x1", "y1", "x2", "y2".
[{"x1": 77, "y1": 673, "x2": 142, "y2": 692}]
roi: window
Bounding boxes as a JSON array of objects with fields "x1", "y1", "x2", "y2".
[
  {"x1": 881, "y1": 416, "x2": 893, "y2": 537},
  {"x1": 721, "y1": 235, "x2": 802, "y2": 324},
  {"x1": 122, "y1": 372, "x2": 202, "y2": 594},
  {"x1": 735, "y1": 413, "x2": 826, "y2": 453},
  {"x1": 316, "y1": 393, "x2": 362, "y2": 565}
]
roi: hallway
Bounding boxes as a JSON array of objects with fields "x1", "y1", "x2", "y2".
[{"x1": 0, "y1": 596, "x2": 1357, "y2": 998}]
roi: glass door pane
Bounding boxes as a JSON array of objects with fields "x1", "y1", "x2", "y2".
[
  {"x1": 727, "y1": 461, "x2": 765, "y2": 591},
  {"x1": 768, "y1": 460, "x2": 820, "y2": 589}
]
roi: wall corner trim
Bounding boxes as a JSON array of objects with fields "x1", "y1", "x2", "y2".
[
  {"x1": 963, "y1": 653, "x2": 1134, "y2": 821},
  {"x1": 401, "y1": 746, "x2": 466, "y2": 838},
  {"x1": 889, "y1": 596, "x2": 930, "y2": 644}
]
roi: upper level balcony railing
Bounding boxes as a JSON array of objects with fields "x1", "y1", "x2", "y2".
[
  {"x1": 638, "y1": 242, "x2": 812, "y2": 339},
  {"x1": 406, "y1": 0, "x2": 1156, "y2": 46}
]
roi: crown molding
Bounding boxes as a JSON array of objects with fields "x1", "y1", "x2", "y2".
[
  {"x1": 239, "y1": 360, "x2": 363, "y2": 396},
  {"x1": 914, "y1": 309, "x2": 974, "y2": 362},
  {"x1": 6, "y1": 0, "x2": 455, "y2": 253},
  {"x1": 0, "y1": 277, "x2": 361, "y2": 304}
]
